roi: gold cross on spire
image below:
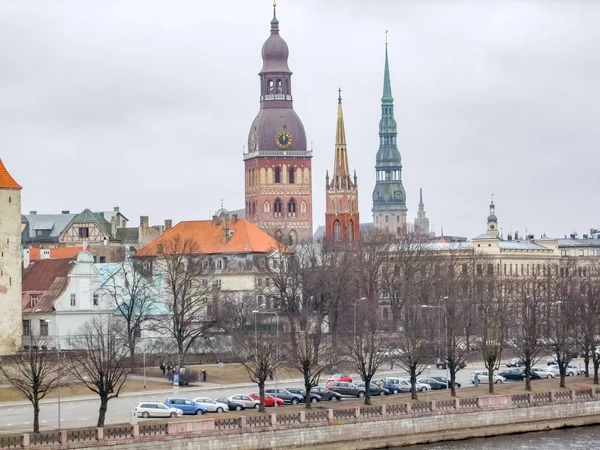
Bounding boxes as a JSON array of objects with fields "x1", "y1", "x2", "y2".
[{"x1": 385, "y1": 29, "x2": 388, "y2": 45}]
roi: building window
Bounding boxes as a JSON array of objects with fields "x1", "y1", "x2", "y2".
[
  {"x1": 79, "y1": 227, "x2": 89, "y2": 238},
  {"x1": 288, "y1": 198, "x2": 296, "y2": 214},
  {"x1": 99, "y1": 256, "x2": 106, "y2": 263},
  {"x1": 590, "y1": 249, "x2": 596, "y2": 257},
  {"x1": 487, "y1": 264, "x2": 494, "y2": 276},
  {"x1": 214, "y1": 279, "x2": 222, "y2": 289},
  {"x1": 257, "y1": 295, "x2": 265, "y2": 308},
  {"x1": 397, "y1": 215, "x2": 400, "y2": 222},
  {"x1": 259, "y1": 257, "x2": 266, "y2": 269},
  {"x1": 274, "y1": 167, "x2": 281, "y2": 183},
  {"x1": 333, "y1": 220, "x2": 341, "y2": 241},
  {"x1": 202, "y1": 259, "x2": 209, "y2": 270},
  {"x1": 274, "y1": 198, "x2": 282, "y2": 215},
  {"x1": 216, "y1": 258, "x2": 223, "y2": 269},
  {"x1": 385, "y1": 215, "x2": 389, "y2": 223},
  {"x1": 93, "y1": 294, "x2": 99, "y2": 306},
  {"x1": 23, "y1": 320, "x2": 30, "y2": 337},
  {"x1": 70, "y1": 294, "x2": 76, "y2": 306},
  {"x1": 289, "y1": 168, "x2": 295, "y2": 184},
  {"x1": 263, "y1": 201, "x2": 271, "y2": 213},
  {"x1": 40, "y1": 320, "x2": 48, "y2": 336},
  {"x1": 561, "y1": 250, "x2": 568, "y2": 257},
  {"x1": 256, "y1": 277, "x2": 263, "y2": 287},
  {"x1": 30, "y1": 294, "x2": 39, "y2": 307},
  {"x1": 579, "y1": 249, "x2": 585, "y2": 257},
  {"x1": 462, "y1": 264, "x2": 468, "y2": 276},
  {"x1": 476, "y1": 264, "x2": 483, "y2": 276}
]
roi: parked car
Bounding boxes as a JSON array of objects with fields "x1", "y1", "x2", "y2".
[
  {"x1": 135, "y1": 402, "x2": 183, "y2": 419},
  {"x1": 310, "y1": 387, "x2": 342, "y2": 401},
  {"x1": 506, "y1": 358, "x2": 524, "y2": 367},
  {"x1": 499, "y1": 368, "x2": 526, "y2": 381},
  {"x1": 327, "y1": 381, "x2": 366, "y2": 398},
  {"x1": 385, "y1": 377, "x2": 430, "y2": 392},
  {"x1": 249, "y1": 393, "x2": 284, "y2": 407},
  {"x1": 265, "y1": 388, "x2": 304, "y2": 405},
  {"x1": 547, "y1": 357, "x2": 557, "y2": 366},
  {"x1": 286, "y1": 388, "x2": 322, "y2": 403},
  {"x1": 164, "y1": 398, "x2": 207, "y2": 415},
  {"x1": 531, "y1": 367, "x2": 556, "y2": 379},
  {"x1": 418, "y1": 377, "x2": 454, "y2": 390},
  {"x1": 192, "y1": 397, "x2": 229, "y2": 413},
  {"x1": 227, "y1": 394, "x2": 260, "y2": 409},
  {"x1": 430, "y1": 376, "x2": 461, "y2": 388},
  {"x1": 378, "y1": 380, "x2": 402, "y2": 394},
  {"x1": 215, "y1": 397, "x2": 245, "y2": 412},
  {"x1": 326, "y1": 373, "x2": 353, "y2": 383},
  {"x1": 470, "y1": 370, "x2": 505, "y2": 384},
  {"x1": 548, "y1": 364, "x2": 582, "y2": 376},
  {"x1": 356, "y1": 381, "x2": 390, "y2": 396}
]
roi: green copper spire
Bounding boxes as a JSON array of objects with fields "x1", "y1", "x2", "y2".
[{"x1": 382, "y1": 44, "x2": 393, "y2": 103}]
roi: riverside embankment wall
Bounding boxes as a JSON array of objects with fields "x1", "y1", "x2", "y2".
[{"x1": 4, "y1": 388, "x2": 600, "y2": 450}]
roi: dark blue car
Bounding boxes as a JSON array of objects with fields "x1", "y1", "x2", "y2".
[
  {"x1": 378, "y1": 380, "x2": 402, "y2": 394},
  {"x1": 165, "y1": 398, "x2": 207, "y2": 415}
]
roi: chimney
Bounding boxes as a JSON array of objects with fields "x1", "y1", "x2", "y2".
[
  {"x1": 22, "y1": 249, "x2": 30, "y2": 269},
  {"x1": 232, "y1": 214, "x2": 238, "y2": 224},
  {"x1": 222, "y1": 215, "x2": 230, "y2": 244},
  {"x1": 30, "y1": 211, "x2": 37, "y2": 215},
  {"x1": 507, "y1": 234, "x2": 513, "y2": 241},
  {"x1": 114, "y1": 206, "x2": 120, "y2": 212},
  {"x1": 514, "y1": 231, "x2": 519, "y2": 240},
  {"x1": 140, "y1": 216, "x2": 149, "y2": 229},
  {"x1": 157, "y1": 243, "x2": 163, "y2": 255},
  {"x1": 99, "y1": 212, "x2": 105, "y2": 218},
  {"x1": 61, "y1": 210, "x2": 70, "y2": 214},
  {"x1": 164, "y1": 219, "x2": 172, "y2": 231},
  {"x1": 212, "y1": 214, "x2": 219, "y2": 226}
]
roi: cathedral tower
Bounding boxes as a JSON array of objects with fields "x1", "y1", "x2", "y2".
[
  {"x1": 372, "y1": 40, "x2": 407, "y2": 234},
  {"x1": 243, "y1": 4, "x2": 312, "y2": 244},
  {"x1": 325, "y1": 90, "x2": 359, "y2": 243},
  {"x1": 0, "y1": 159, "x2": 22, "y2": 354},
  {"x1": 414, "y1": 188, "x2": 432, "y2": 236}
]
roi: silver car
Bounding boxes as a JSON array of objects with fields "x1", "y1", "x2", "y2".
[
  {"x1": 135, "y1": 402, "x2": 183, "y2": 419},
  {"x1": 227, "y1": 394, "x2": 260, "y2": 409},
  {"x1": 193, "y1": 397, "x2": 229, "y2": 413}
]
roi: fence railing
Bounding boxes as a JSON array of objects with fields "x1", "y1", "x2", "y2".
[{"x1": 7, "y1": 388, "x2": 599, "y2": 449}]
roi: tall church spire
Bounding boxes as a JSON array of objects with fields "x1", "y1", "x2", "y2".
[
  {"x1": 372, "y1": 36, "x2": 407, "y2": 234},
  {"x1": 326, "y1": 90, "x2": 359, "y2": 243}
]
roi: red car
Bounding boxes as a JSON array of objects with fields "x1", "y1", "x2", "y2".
[
  {"x1": 326, "y1": 373, "x2": 353, "y2": 385},
  {"x1": 249, "y1": 393, "x2": 284, "y2": 407}
]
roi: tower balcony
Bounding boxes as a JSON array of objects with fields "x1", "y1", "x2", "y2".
[{"x1": 243, "y1": 150, "x2": 313, "y2": 160}]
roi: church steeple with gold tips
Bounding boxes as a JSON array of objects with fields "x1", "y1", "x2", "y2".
[{"x1": 325, "y1": 89, "x2": 359, "y2": 243}]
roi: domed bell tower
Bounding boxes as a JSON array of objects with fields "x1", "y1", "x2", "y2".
[{"x1": 243, "y1": 3, "x2": 313, "y2": 244}]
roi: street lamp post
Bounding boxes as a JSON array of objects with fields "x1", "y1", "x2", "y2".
[
  {"x1": 353, "y1": 297, "x2": 367, "y2": 336},
  {"x1": 43, "y1": 319, "x2": 61, "y2": 431},
  {"x1": 253, "y1": 310, "x2": 279, "y2": 390}
]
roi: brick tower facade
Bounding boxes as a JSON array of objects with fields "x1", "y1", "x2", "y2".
[
  {"x1": 243, "y1": 4, "x2": 312, "y2": 244},
  {"x1": 325, "y1": 91, "x2": 359, "y2": 242}
]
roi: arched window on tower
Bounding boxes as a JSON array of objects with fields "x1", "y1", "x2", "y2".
[
  {"x1": 274, "y1": 198, "x2": 282, "y2": 216},
  {"x1": 268, "y1": 79, "x2": 274, "y2": 93},
  {"x1": 263, "y1": 201, "x2": 271, "y2": 213},
  {"x1": 348, "y1": 220, "x2": 354, "y2": 242},
  {"x1": 333, "y1": 220, "x2": 341, "y2": 242},
  {"x1": 289, "y1": 167, "x2": 295, "y2": 184},
  {"x1": 288, "y1": 198, "x2": 296, "y2": 216},
  {"x1": 276, "y1": 79, "x2": 283, "y2": 94},
  {"x1": 300, "y1": 201, "x2": 307, "y2": 214},
  {"x1": 274, "y1": 167, "x2": 281, "y2": 184}
]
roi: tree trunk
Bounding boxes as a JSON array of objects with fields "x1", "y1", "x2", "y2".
[
  {"x1": 33, "y1": 398, "x2": 40, "y2": 433},
  {"x1": 363, "y1": 375, "x2": 372, "y2": 405},
  {"x1": 129, "y1": 336, "x2": 136, "y2": 372},
  {"x1": 584, "y1": 357, "x2": 590, "y2": 378},
  {"x1": 559, "y1": 372, "x2": 566, "y2": 388},
  {"x1": 410, "y1": 371, "x2": 418, "y2": 401},
  {"x1": 97, "y1": 395, "x2": 109, "y2": 427},
  {"x1": 524, "y1": 364, "x2": 531, "y2": 391},
  {"x1": 258, "y1": 380, "x2": 266, "y2": 413},
  {"x1": 177, "y1": 341, "x2": 185, "y2": 369},
  {"x1": 304, "y1": 376, "x2": 312, "y2": 410},
  {"x1": 448, "y1": 363, "x2": 457, "y2": 397},
  {"x1": 488, "y1": 375, "x2": 494, "y2": 394},
  {"x1": 593, "y1": 360, "x2": 599, "y2": 385}
]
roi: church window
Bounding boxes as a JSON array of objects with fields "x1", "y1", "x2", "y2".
[
  {"x1": 274, "y1": 198, "x2": 282, "y2": 215},
  {"x1": 289, "y1": 167, "x2": 295, "y2": 183},
  {"x1": 263, "y1": 201, "x2": 271, "y2": 213},
  {"x1": 253, "y1": 201, "x2": 256, "y2": 215},
  {"x1": 333, "y1": 220, "x2": 341, "y2": 242},
  {"x1": 348, "y1": 220, "x2": 354, "y2": 242},
  {"x1": 385, "y1": 215, "x2": 389, "y2": 223},
  {"x1": 268, "y1": 79, "x2": 274, "y2": 93},
  {"x1": 276, "y1": 79, "x2": 283, "y2": 94},
  {"x1": 274, "y1": 167, "x2": 281, "y2": 183},
  {"x1": 288, "y1": 198, "x2": 296, "y2": 214}
]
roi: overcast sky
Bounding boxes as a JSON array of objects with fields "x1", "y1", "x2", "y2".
[{"x1": 1, "y1": 0, "x2": 598, "y2": 239}]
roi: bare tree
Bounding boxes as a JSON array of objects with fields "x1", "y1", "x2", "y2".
[
  {"x1": 395, "y1": 305, "x2": 429, "y2": 400},
  {"x1": 0, "y1": 334, "x2": 60, "y2": 433},
  {"x1": 575, "y1": 264, "x2": 600, "y2": 382},
  {"x1": 101, "y1": 261, "x2": 157, "y2": 369},
  {"x1": 68, "y1": 317, "x2": 129, "y2": 427},
  {"x1": 480, "y1": 285, "x2": 506, "y2": 394},
  {"x1": 157, "y1": 235, "x2": 222, "y2": 367},
  {"x1": 232, "y1": 327, "x2": 279, "y2": 413}
]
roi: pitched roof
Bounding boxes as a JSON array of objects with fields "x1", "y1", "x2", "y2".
[
  {"x1": 63, "y1": 208, "x2": 113, "y2": 239},
  {"x1": 0, "y1": 158, "x2": 22, "y2": 189},
  {"x1": 116, "y1": 227, "x2": 139, "y2": 243},
  {"x1": 22, "y1": 259, "x2": 74, "y2": 313},
  {"x1": 29, "y1": 246, "x2": 88, "y2": 260},
  {"x1": 134, "y1": 218, "x2": 286, "y2": 257}
]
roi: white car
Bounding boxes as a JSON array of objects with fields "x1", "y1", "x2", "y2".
[
  {"x1": 192, "y1": 397, "x2": 229, "y2": 413},
  {"x1": 135, "y1": 402, "x2": 183, "y2": 419},
  {"x1": 227, "y1": 394, "x2": 260, "y2": 409},
  {"x1": 470, "y1": 371, "x2": 505, "y2": 384},
  {"x1": 531, "y1": 367, "x2": 556, "y2": 379},
  {"x1": 548, "y1": 364, "x2": 582, "y2": 376},
  {"x1": 385, "y1": 377, "x2": 431, "y2": 392}
]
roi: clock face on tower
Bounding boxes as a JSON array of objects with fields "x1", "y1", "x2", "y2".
[{"x1": 275, "y1": 131, "x2": 292, "y2": 149}]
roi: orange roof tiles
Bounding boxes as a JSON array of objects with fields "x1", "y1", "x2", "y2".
[
  {"x1": 28, "y1": 246, "x2": 88, "y2": 261},
  {"x1": 134, "y1": 218, "x2": 288, "y2": 257},
  {"x1": 0, "y1": 158, "x2": 22, "y2": 189}
]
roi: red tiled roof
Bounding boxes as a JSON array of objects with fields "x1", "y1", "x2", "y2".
[
  {"x1": 22, "y1": 259, "x2": 73, "y2": 313},
  {"x1": 134, "y1": 218, "x2": 288, "y2": 257},
  {"x1": 0, "y1": 158, "x2": 21, "y2": 189},
  {"x1": 29, "y1": 246, "x2": 88, "y2": 260}
]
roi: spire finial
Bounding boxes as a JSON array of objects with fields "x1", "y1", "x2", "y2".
[
  {"x1": 338, "y1": 87, "x2": 342, "y2": 103},
  {"x1": 419, "y1": 188, "x2": 424, "y2": 207},
  {"x1": 382, "y1": 33, "x2": 393, "y2": 102},
  {"x1": 385, "y1": 29, "x2": 388, "y2": 46},
  {"x1": 270, "y1": 1, "x2": 279, "y2": 32}
]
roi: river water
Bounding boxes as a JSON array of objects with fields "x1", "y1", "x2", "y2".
[{"x1": 405, "y1": 425, "x2": 600, "y2": 449}]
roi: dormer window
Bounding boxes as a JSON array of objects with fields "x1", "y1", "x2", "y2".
[{"x1": 30, "y1": 295, "x2": 39, "y2": 307}]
